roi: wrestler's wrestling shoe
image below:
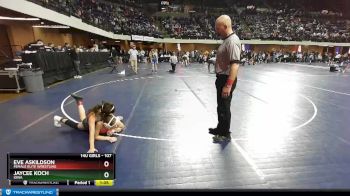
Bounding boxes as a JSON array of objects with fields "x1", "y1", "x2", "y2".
[
  {"x1": 71, "y1": 93, "x2": 83, "y2": 103},
  {"x1": 54, "y1": 115, "x2": 62, "y2": 128}
]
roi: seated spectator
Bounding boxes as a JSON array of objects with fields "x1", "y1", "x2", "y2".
[
  {"x1": 29, "y1": 0, "x2": 350, "y2": 42},
  {"x1": 90, "y1": 44, "x2": 99, "y2": 52},
  {"x1": 56, "y1": 45, "x2": 63, "y2": 52},
  {"x1": 63, "y1": 43, "x2": 71, "y2": 52}
]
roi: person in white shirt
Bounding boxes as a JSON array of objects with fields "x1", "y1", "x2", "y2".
[
  {"x1": 335, "y1": 53, "x2": 341, "y2": 62},
  {"x1": 150, "y1": 49, "x2": 158, "y2": 73},
  {"x1": 128, "y1": 45, "x2": 139, "y2": 74},
  {"x1": 169, "y1": 52, "x2": 178, "y2": 73},
  {"x1": 91, "y1": 44, "x2": 99, "y2": 52},
  {"x1": 317, "y1": 53, "x2": 323, "y2": 62},
  {"x1": 183, "y1": 52, "x2": 189, "y2": 67}
]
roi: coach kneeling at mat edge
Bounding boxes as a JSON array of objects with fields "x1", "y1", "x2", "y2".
[{"x1": 209, "y1": 15, "x2": 241, "y2": 142}]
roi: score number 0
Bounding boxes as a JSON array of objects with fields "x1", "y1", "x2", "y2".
[{"x1": 104, "y1": 161, "x2": 110, "y2": 178}]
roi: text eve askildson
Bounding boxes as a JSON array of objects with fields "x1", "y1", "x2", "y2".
[
  {"x1": 13, "y1": 160, "x2": 56, "y2": 165},
  {"x1": 12, "y1": 160, "x2": 57, "y2": 170}
]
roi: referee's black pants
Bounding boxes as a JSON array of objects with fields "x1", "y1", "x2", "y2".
[{"x1": 216, "y1": 74, "x2": 237, "y2": 136}]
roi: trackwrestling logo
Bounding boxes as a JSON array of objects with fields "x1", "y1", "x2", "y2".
[{"x1": 1, "y1": 188, "x2": 58, "y2": 196}]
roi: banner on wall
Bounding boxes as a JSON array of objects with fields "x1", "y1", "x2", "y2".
[
  {"x1": 131, "y1": 35, "x2": 155, "y2": 42},
  {"x1": 131, "y1": 35, "x2": 143, "y2": 41},
  {"x1": 143, "y1": 36, "x2": 155, "y2": 42}
]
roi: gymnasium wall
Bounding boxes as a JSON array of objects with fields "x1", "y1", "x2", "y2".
[
  {"x1": 6, "y1": 23, "x2": 35, "y2": 50},
  {"x1": 0, "y1": 24, "x2": 13, "y2": 63},
  {"x1": 33, "y1": 28, "x2": 73, "y2": 46},
  {"x1": 301, "y1": 45, "x2": 324, "y2": 53},
  {"x1": 4, "y1": 23, "x2": 92, "y2": 49},
  {"x1": 72, "y1": 32, "x2": 90, "y2": 47},
  {"x1": 164, "y1": 43, "x2": 219, "y2": 52},
  {"x1": 128, "y1": 42, "x2": 163, "y2": 51},
  {"x1": 123, "y1": 43, "x2": 219, "y2": 52},
  {"x1": 252, "y1": 45, "x2": 324, "y2": 53}
]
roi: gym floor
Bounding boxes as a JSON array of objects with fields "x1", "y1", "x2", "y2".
[{"x1": 1, "y1": 62, "x2": 350, "y2": 189}]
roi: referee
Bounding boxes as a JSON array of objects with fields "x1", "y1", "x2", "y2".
[{"x1": 209, "y1": 15, "x2": 241, "y2": 142}]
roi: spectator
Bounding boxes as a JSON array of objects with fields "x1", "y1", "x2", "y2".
[
  {"x1": 128, "y1": 45, "x2": 139, "y2": 74},
  {"x1": 150, "y1": 49, "x2": 158, "y2": 73},
  {"x1": 169, "y1": 52, "x2": 178, "y2": 73},
  {"x1": 90, "y1": 44, "x2": 99, "y2": 52},
  {"x1": 111, "y1": 47, "x2": 118, "y2": 63},
  {"x1": 63, "y1": 43, "x2": 71, "y2": 52},
  {"x1": 30, "y1": 0, "x2": 350, "y2": 42},
  {"x1": 70, "y1": 46, "x2": 82, "y2": 79}
]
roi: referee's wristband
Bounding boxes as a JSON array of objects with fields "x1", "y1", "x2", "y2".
[{"x1": 226, "y1": 79, "x2": 234, "y2": 87}]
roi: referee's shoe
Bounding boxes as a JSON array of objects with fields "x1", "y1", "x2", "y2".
[
  {"x1": 209, "y1": 128, "x2": 231, "y2": 143},
  {"x1": 213, "y1": 134, "x2": 231, "y2": 143},
  {"x1": 209, "y1": 128, "x2": 220, "y2": 135}
]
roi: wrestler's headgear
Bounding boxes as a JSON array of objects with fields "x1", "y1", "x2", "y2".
[{"x1": 104, "y1": 114, "x2": 118, "y2": 129}]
